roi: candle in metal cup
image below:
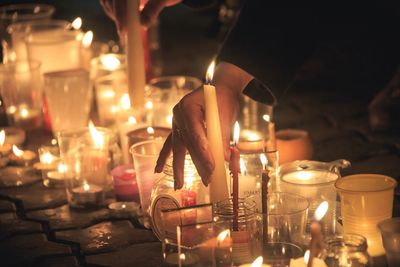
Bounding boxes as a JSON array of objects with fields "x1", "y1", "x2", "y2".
[
  {"x1": 10, "y1": 145, "x2": 36, "y2": 166},
  {"x1": 71, "y1": 183, "x2": 104, "y2": 206}
]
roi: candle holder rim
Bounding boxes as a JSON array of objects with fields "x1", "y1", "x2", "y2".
[
  {"x1": 129, "y1": 138, "x2": 166, "y2": 157},
  {"x1": 324, "y1": 233, "x2": 368, "y2": 252},
  {"x1": 0, "y1": 3, "x2": 55, "y2": 20},
  {"x1": 335, "y1": 174, "x2": 397, "y2": 193},
  {"x1": 266, "y1": 191, "x2": 310, "y2": 216},
  {"x1": 26, "y1": 30, "x2": 81, "y2": 45},
  {"x1": 0, "y1": 59, "x2": 41, "y2": 73},
  {"x1": 7, "y1": 19, "x2": 70, "y2": 33},
  {"x1": 377, "y1": 217, "x2": 400, "y2": 234},
  {"x1": 57, "y1": 126, "x2": 112, "y2": 138},
  {"x1": 148, "y1": 75, "x2": 202, "y2": 86}
]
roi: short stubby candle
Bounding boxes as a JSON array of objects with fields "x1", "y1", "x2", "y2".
[{"x1": 111, "y1": 164, "x2": 140, "y2": 202}]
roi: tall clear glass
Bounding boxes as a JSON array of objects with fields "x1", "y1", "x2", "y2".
[
  {"x1": 0, "y1": 60, "x2": 42, "y2": 129},
  {"x1": 43, "y1": 69, "x2": 91, "y2": 135}
]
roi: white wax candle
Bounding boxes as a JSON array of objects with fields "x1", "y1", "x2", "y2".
[
  {"x1": 126, "y1": 0, "x2": 146, "y2": 109},
  {"x1": 203, "y1": 62, "x2": 229, "y2": 203},
  {"x1": 72, "y1": 184, "x2": 103, "y2": 204}
]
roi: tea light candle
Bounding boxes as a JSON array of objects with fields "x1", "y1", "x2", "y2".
[
  {"x1": 290, "y1": 250, "x2": 327, "y2": 267},
  {"x1": 10, "y1": 145, "x2": 37, "y2": 166},
  {"x1": 0, "y1": 127, "x2": 25, "y2": 146},
  {"x1": 81, "y1": 30, "x2": 93, "y2": 70},
  {"x1": 239, "y1": 256, "x2": 271, "y2": 267},
  {"x1": 0, "y1": 130, "x2": 12, "y2": 156},
  {"x1": 71, "y1": 183, "x2": 104, "y2": 206},
  {"x1": 108, "y1": 201, "x2": 140, "y2": 217},
  {"x1": 237, "y1": 129, "x2": 265, "y2": 152},
  {"x1": 127, "y1": 126, "x2": 170, "y2": 149},
  {"x1": 164, "y1": 252, "x2": 200, "y2": 267},
  {"x1": 12, "y1": 107, "x2": 41, "y2": 130}
]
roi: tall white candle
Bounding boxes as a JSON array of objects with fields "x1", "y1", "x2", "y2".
[
  {"x1": 203, "y1": 61, "x2": 229, "y2": 203},
  {"x1": 126, "y1": 0, "x2": 146, "y2": 109}
]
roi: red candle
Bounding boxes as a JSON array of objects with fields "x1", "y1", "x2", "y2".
[
  {"x1": 181, "y1": 189, "x2": 197, "y2": 207},
  {"x1": 111, "y1": 165, "x2": 140, "y2": 202},
  {"x1": 229, "y1": 122, "x2": 241, "y2": 231}
]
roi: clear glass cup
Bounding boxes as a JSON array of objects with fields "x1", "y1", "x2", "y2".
[
  {"x1": 0, "y1": 4, "x2": 55, "y2": 62},
  {"x1": 90, "y1": 53, "x2": 126, "y2": 81},
  {"x1": 130, "y1": 139, "x2": 165, "y2": 214},
  {"x1": 146, "y1": 76, "x2": 202, "y2": 128},
  {"x1": 335, "y1": 174, "x2": 397, "y2": 257},
  {"x1": 160, "y1": 204, "x2": 232, "y2": 267},
  {"x1": 322, "y1": 234, "x2": 371, "y2": 267},
  {"x1": 26, "y1": 30, "x2": 82, "y2": 74},
  {"x1": 0, "y1": 60, "x2": 42, "y2": 129},
  {"x1": 58, "y1": 127, "x2": 111, "y2": 209},
  {"x1": 43, "y1": 69, "x2": 91, "y2": 135},
  {"x1": 262, "y1": 242, "x2": 304, "y2": 267},
  {"x1": 6, "y1": 20, "x2": 70, "y2": 62},
  {"x1": 265, "y1": 192, "x2": 309, "y2": 247},
  {"x1": 378, "y1": 217, "x2": 400, "y2": 267}
]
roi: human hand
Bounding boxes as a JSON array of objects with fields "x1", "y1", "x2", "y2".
[
  {"x1": 154, "y1": 62, "x2": 253, "y2": 189},
  {"x1": 100, "y1": 0, "x2": 181, "y2": 34}
]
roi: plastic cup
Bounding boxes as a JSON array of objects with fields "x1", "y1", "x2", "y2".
[
  {"x1": 335, "y1": 174, "x2": 397, "y2": 257},
  {"x1": 378, "y1": 218, "x2": 400, "y2": 267},
  {"x1": 130, "y1": 139, "x2": 165, "y2": 214}
]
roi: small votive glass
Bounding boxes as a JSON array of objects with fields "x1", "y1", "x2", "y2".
[
  {"x1": 214, "y1": 198, "x2": 260, "y2": 265},
  {"x1": 90, "y1": 53, "x2": 126, "y2": 81},
  {"x1": 130, "y1": 139, "x2": 165, "y2": 214},
  {"x1": 58, "y1": 127, "x2": 111, "y2": 209},
  {"x1": 335, "y1": 174, "x2": 397, "y2": 257},
  {"x1": 36, "y1": 145, "x2": 61, "y2": 188},
  {"x1": 160, "y1": 204, "x2": 232, "y2": 267},
  {"x1": 44, "y1": 69, "x2": 91, "y2": 135},
  {"x1": 263, "y1": 242, "x2": 304, "y2": 267},
  {"x1": 378, "y1": 218, "x2": 400, "y2": 267},
  {"x1": 0, "y1": 60, "x2": 43, "y2": 129}
]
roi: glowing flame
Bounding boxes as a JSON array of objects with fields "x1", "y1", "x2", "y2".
[
  {"x1": 217, "y1": 229, "x2": 230, "y2": 245},
  {"x1": 314, "y1": 201, "x2": 329, "y2": 221},
  {"x1": 12, "y1": 145, "x2": 24, "y2": 157},
  {"x1": 40, "y1": 152, "x2": 54, "y2": 165},
  {"x1": 88, "y1": 121, "x2": 105, "y2": 148},
  {"x1": 20, "y1": 108, "x2": 29, "y2": 118},
  {"x1": 304, "y1": 250, "x2": 310, "y2": 264},
  {"x1": 240, "y1": 157, "x2": 247, "y2": 175},
  {"x1": 205, "y1": 61, "x2": 215, "y2": 83},
  {"x1": 82, "y1": 30, "x2": 93, "y2": 48},
  {"x1": 263, "y1": 114, "x2": 271, "y2": 122},
  {"x1": 166, "y1": 114, "x2": 173, "y2": 126},
  {"x1": 122, "y1": 204, "x2": 126, "y2": 209},
  {"x1": 51, "y1": 139, "x2": 58, "y2": 145},
  {"x1": 145, "y1": 100, "x2": 153, "y2": 110},
  {"x1": 127, "y1": 116, "x2": 137, "y2": 125},
  {"x1": 296, "y1": 171, "x2": 313, "y2": 181},
  {"x1": 147, "y1": 127, "x2": 154, "y2": 135},
  {"x1": 233, "y1": 121, "x2": 240, "y2": 145},
  {"x1": 83, "y1": 183, "x2": 90, "y2": 191},
  {"x1": 248, "y1": 132, "x2": 261, "y2": 141},
  {"x1": 0, "y1": 130, "x2": 5, "y2": 146},
  {"x1": 251, "y1": 256, "x2": 264, "y2": 267},
  {"x1": 100, "y1": 54, "x2": 121, "y2": 71},
  {"x1": 71, "y1": 17, "x2": 82, "y2": 30},
  {"x1": 179, "y1": 253, "x2": 186, "y2": 261},
  {"x1": 259, "y1": 153, "x2": 268, "y2": 169},
  {"x1": 58, "y1": 163, "x2": 67, "y2": 173},
  {"x1": 120, "y1": 93, "x2": 131, "y2": 110}
]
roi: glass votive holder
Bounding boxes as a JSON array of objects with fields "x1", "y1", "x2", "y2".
[
  {"x1": 130, "y1": 139, "x2": 165, "y2": 214},
  {"x1": 0, "y1": 60, "x2": 43, "y2": 130},
  {"x1": 160, "y1": 204, "x2": 232, "y2": 267},
  {"x1": 90, "y1": 53, "x2": 126, "y2": 81},
  {"x1": 335, "y1": 174, "x2": 397, "y2": 257},
  {"x1": 110, "y1": 164, "x2": 140, "y2": 203},
  {"x1": 127, "y1": 126, "x2": 170, "y2": 152},
  {"x1": 0, "y1": 3, "x2": 55, "y2": 62},
  {"x1": 26, "y1": 29, "x2": 82, "y2": 74},
  {"x1": 58, "y1": 127, "x2": 111, "y2": 209},
  {"x1": 44, "y1": 69, "x2": 91, "y2": 135},
  {"x1": 214, "y1": 198, "x2": 261, "y2": 265},
  {"x1": 6, "y1": 20, "x2": 70, "y2": 62},
  {"x1": 9, "y1": 145, "x2": 37, "y2": 167},
  {"x1": 378, "y1": 218, "x2": 400, "y2": 267},
  {"x1": 262, "y1": 242, "x2": 304, "y2": 266},
  {"x1": 34, "y1": 145, "x2": 61, "y2": 188}
]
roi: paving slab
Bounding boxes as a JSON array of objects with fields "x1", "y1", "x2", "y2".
[
  {"x1": 27, "y1": 204, "x2": 113, "y2": 231},
  {"x1": 0, "y1": 212, "x2": 42, "y2": 239},
  {"x1": 55, "y1": 220, "x2": 157, "y2": 254},
  {"x1": 0, "y1": 182, "x2": 67, "y2": 211},
  {"x1": 85, "y1": 242, "x2": 162, "y2": 267},
  {"x1": 33, "y1": 256, "x2": 81, "y2": 267},
  {"x1": 0, "y1": 233, "x2": 71, "y2": 267},
  {"x1": 0, "y1": 199, "x2": 16, "y2": 212}
]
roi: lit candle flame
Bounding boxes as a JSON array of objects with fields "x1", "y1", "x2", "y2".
[
  {"x1": 122, "y1": 204, "x2": 126, "y2": 209},
  {"x1": 263, "y1": 114, "x2": 271, "y2": 122},
  {"x1": 166, "y1": 114, "x2": 173, "y2": 126},
  {"x1": 233, "y1": 121, "x2": 240, "y2": 145},
  {"x1": 251, "y1": 256, "x2": 264, "y2": 267},
  {"x1": 205, "y1": 61, "x2": 215, "y2": 83},
  {"x1": 100, "y1": 54, "x2": 121, "y2": 71},
  {"x1": 41, "y1": 152, "x2": 54, "y2": 165},
  {"x1": 83, "y1": 183, "x2": 90, "y2": 191},
  {"x1": 296, "y1": 171, "x2": 313, "y2": 181},
  {"x1": 0, "y1": 130, "x2": 5, "y2": 146},
  {"x1": 82, "y1": 30, "x2": 93, "y2": 48},
  {"x1": 145, "y1": 100, "x2": 153, "y2": 110},
  {"x1": 20, "y1": 108, "x2": 29, "y2": 118},
  {"x1": 127, "y1": 116, "x2": 137, "y2": 124},
  {"x1": 58, "y1": 163, "x2": 67, "y2": 173},
  {"x1": 88, "y1": 121, "x2": 105, "y2": 148},
  {"x1": 248, "y1": 132, "x2": 261, "y2": 141},
  {"x1": 240, "y1": 157, "x2": 247, "y2": 175},
  {"x1": 314, "y1": 201, "x2": 329, "y2": 221},
  {"x1": 179, "y1": 253, "x2": 186, "y2": 261},
  {"x1": 71, "y1": 17, "x2": 82, "y2": 30},
  {"x1": 217, "y1": 229, "x2": 230, "y2": 245},
  {"x1": 259, "y1": 153, "x2": 268, "y2": 170},
  {"x1": 120, "y1": 93, "x2": 131, "y2": 110},
  {"x1": 304, "y1": 250, "x2": 310, "y2": 264},
  {"x1": 12, "y1": 145, "x2": 24, "y2": 157},
  {"x1": 51, "y1": 139, "x2": 58, "y2": 145},
  {"x1": 147, "y1": 127, "x2": 155, "y2": 135}
]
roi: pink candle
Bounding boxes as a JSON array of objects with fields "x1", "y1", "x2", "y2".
[
  {"x1": 181, "y1": 189, "x2": 197, "y2": 207},
  {"x1": 111, "y1": 165, "x2": 140, "y2": 202}
]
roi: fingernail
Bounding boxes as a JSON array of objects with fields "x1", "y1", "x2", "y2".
[
  {"x1": 154, "y1": 164, "x2": 162, "y2": 173},
  {"x1": 174, "y1": 180, "x2": 177, "y2": 191}
]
